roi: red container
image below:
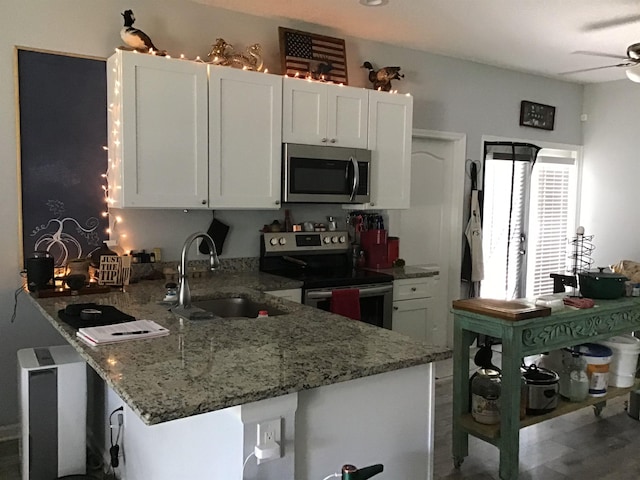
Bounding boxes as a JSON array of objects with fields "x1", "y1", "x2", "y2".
[
  {"x1": 360, "y1": 230, "x2": 390, "y2": 269},
  {"x1": 387, "y1": 237, "x2": 399, "y2": 264}
]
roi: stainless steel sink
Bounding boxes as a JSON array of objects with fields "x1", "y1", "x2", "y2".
[{"x1": 191, "y1": 297, "x2": 286, "y2": 318}]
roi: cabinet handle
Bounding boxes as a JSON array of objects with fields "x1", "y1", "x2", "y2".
[
  {"x1": 330, "y1": 138, "x2": 336, "y2": 143},
  {"x1": 393, "y1": 306, "x2": 398, "y2": 311},
  {"x1": 275, "y1": 200, "x2": 280, "y2": 205},
  {"x1": 201, "y1": 200, "x2": 206, "y2": 205},
  {"x1": 411, "y1": 287, "x2": 417, "y2": 291},
  {"x1": 369, "y1": 202, "x2": 375, "y2": 206},
  {"x1": 321, "y1": 138, "x2": 328, "y2": 143}
]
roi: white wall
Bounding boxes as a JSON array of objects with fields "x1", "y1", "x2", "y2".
[
  {"x1": 1, "y1": 0, "x2": 584, "y2": 427},
  {"x1": 581, "y1": 80, "x2": 640, "y2": 266}
]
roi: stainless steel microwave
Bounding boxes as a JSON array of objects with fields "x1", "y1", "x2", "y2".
[{"x1": 282, "y1": 143, "x2": 371, "y2": 204}]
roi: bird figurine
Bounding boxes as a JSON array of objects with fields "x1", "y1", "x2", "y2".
[
  {"x1": 120, "y1": 10, "x2": 166, "y2": 55},
  {"x1": 362, "y1": 61, "x2": 404, "y2": 92}
]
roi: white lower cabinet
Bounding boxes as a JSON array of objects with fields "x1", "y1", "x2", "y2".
[
  {"x1": 392, "y1": 277, "x2": 440, "y2": 343},
  {"x1": 265, "y1": 288, "x2": 302, "y2": 303}
]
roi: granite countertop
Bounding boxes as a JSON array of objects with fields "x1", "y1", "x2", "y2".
[
  {"x1": 367, "y1": 264, "x2": 440, "y2": 280},
  {"x1": 29, "y1": 270, "x2": 451, "y2": 426}
]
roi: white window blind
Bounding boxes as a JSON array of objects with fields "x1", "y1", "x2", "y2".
[{"x1": 525, "y1": 157, "x2": 577, "y2": 297}]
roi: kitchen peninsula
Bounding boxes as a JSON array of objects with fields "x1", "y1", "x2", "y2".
[{"x1": 28, "y1": 270, "x2": 451, "y2": 480}]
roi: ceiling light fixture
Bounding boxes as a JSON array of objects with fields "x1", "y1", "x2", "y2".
[
  {"x1": 359, "y1": 0, "x2": 389, "y2": 6},
  {"x1": 626, "y1": 64, "x2": 640, "y2": 83}
]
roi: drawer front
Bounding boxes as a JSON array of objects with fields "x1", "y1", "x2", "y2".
[
  {"x1": 393, "y1": 297, "x2": 430, "y2": 312},
  {"x1": 393, "y1": 277, "x2": 438, "y2": 301}
]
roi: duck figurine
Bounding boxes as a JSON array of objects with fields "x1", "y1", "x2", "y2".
[
  {"x1": 362, "y1": 61, "x2": 404, "y2": 92},
  {"x1": 120, "y1": 10, "x2": 166, "y2": 55}
]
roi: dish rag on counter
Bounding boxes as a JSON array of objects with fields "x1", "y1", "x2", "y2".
[
  {"x1": 563, "y1": 297, "x2": 595, "y2": 309},
  {"x1": 330, "y1": 289, "x2": 361, "y2": 321}
]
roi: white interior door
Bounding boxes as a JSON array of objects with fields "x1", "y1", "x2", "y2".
[{"x1": 388, "y1": 131, "x2": 465, "y2": 347}]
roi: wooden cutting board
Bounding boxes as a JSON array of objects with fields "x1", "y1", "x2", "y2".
[{"x1": 452, "y1": 298, "x2": 552, "y2": 321}]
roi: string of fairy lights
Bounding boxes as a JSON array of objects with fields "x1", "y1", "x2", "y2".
[{"x1": 102, "y1": 48, "x2": 411, "y2": 248}]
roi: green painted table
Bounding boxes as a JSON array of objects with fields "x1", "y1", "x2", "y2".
[{"x1": 452, "y1": 297, "x2": 640, "y2": 480}]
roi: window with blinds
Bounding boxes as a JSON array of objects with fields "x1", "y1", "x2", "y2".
[{"x1": 525, "y1": 156, "x2": 578, "y2": 297}]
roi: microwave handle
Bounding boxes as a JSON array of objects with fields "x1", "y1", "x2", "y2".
[{"x1": 349, "y1": 156, "x2": 360, "y2": 202}]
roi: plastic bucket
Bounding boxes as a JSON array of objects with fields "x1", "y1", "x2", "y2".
[
  {"x1": 599, "y1": 335, "x2": 640, "y2": 388},
  {"x1": 576, "y1": 343, "x2": 612, "y2": 397}
]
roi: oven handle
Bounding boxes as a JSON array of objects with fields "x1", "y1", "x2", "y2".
[
  {"x1": 306, "y1": 284, "x2": 393, "y2": 300},
  {"x1": 349, "y1": 156, "x2": 359, "y2": 202}
]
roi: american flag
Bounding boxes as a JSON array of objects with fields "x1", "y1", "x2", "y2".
[{"x1": 280, "y1": 29, "x2": 348, "y2": 84}]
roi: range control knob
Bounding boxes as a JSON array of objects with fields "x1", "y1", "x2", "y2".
[
  {"x1": 331, "y1": 236, "x2": 339, "y2": 243},
  {"x1": 279, "y1": 237, "x2": 287, "y2": 245},
  {"x1": 323, "y1": 236, "x2": 331, "y2": 244},
  {"x1": 338, "y1": 235, "x2": 346, "y2": 243},
  {"x1": 270, "y1": 237, "x2": 278, "y2": 246}
]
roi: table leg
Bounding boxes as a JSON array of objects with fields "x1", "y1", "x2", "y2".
[
  {"x1": 497, "y1": 331, "x2": 523, "y2": 480},
  {"x1": 452, "y1": 324, "x2": 475, "y2": 468}
]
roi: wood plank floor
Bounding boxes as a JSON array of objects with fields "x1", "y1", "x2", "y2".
[{"x1": 434, "y1": 360, "x2": 640, "y2": 480}]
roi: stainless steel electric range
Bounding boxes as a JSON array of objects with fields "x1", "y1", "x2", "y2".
[{"x1": 259, "y1": 231, "x2": 393, "y2": 329}]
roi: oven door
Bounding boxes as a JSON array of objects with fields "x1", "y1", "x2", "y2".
[
  {"x1": 304, "y1": 283, "x2": 393, "y2": 329},
  {"x1": 283, "y1": 143, "x2": 371, "y2": 204}
]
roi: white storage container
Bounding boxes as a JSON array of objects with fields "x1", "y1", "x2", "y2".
[{"x1": 599, "y1": 335, "x2": 640, "y2": 388}]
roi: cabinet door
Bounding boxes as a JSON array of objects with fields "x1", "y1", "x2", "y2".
[
  {"x1": 391, "y1": 298, "x2": 429, "y2": 341},
  {"x1": 208, "y1": 67, "x2": 282, "y2": 209},
  {"x1": 392, "y1": 297, "x2": 436, "y2": 343},
  {"x1": 110, "y1": 50, "x2": 209, "y2": 208},
  {"x1": 367, "y1": 91, "x2": 413, "y2": 209},
  {"x1": 326, "y1": 85, "x2": 369, "y2": 148},
  {"x1": 282, "y1": 77, "x2": 327, "y2": 145}
]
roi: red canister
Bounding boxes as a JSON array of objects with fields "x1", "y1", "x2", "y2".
[{"x1": 387, "y1": 237, "x2": 399, "y2": 264}]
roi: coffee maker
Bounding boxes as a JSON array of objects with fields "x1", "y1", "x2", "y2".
[{"x1": 25, "y1": 251, "x2": 55, "y2": 292}]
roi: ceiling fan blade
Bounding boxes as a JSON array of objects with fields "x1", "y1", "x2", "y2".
[
  {"x1": 583, "y1": 14, "x2": 640, "y2": 32},
  {"x1": 572, "y1": 50, "x2": 628, "y2": 60},
  {"x1": 560, "y1": 62, "x2": 632, "y2": 75}
]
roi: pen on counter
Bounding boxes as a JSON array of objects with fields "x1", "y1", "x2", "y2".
[{"x1": 111, "y1": 330, "x2": 150, "y2": 336}]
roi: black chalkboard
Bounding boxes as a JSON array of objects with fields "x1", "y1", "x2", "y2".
[{"x1": 18, "y1": 49, "x2": 108, "y2": 267}]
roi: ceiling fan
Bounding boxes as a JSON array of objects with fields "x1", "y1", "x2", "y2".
[{"x1": 561, "y1": 43, "x2": 640, "y2": 80}]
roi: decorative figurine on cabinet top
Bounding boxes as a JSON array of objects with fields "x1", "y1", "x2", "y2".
[
  {"x1": 362, "y1": 61, "x2": 404, "y2": 91},
  {"x1": 207, "y1": 38, "x2": 264, "y2": 71},
  {"x1": 120, "y1": 10, "x2": 166, "y2": 56}
]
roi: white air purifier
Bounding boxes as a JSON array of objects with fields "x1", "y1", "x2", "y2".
[{"x1": 18, "y1": 345, "x2": 87, "y2": 480}]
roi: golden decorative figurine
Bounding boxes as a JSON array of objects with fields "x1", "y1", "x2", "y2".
[{"x1": 207, "y1": 38, "x2": 264, "y2": 71}]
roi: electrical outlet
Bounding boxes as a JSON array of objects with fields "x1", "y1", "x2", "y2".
[{"x1": 256, "y1": 418, "x2": 282, "y2": 464}]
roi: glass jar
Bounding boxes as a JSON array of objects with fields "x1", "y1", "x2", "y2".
[
  {"x1": 471, "y1": 368, "x2": 501, "y2": 424},
  {"x1": 559, "y1": 351, "x2": 589, "y2": 402}
]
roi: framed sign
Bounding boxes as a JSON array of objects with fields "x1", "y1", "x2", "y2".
[
  {"x1": 278, "y1": 27, "x2": 348, "y2": 84},
  {"x1": 519, "y1": 100, "x2": 555, "y2": 130}
]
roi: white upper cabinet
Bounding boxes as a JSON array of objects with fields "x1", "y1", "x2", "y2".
[
  {"x1": 208, "y1": 67, "x2": 282, "y2": 209},
  {"x1": 366, "y1": 91, "x2": 413, "y2": 209},
  {"x1": 282, "y1": 77, "x2": 368, "y2": 148},
  {"x1": 107, "y1": 50, "x2": 209, "y2": 209}
]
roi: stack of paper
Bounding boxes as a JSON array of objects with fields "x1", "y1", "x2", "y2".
[{"x1": 76, "y1": 320, "x2": 169, "y2": 346}]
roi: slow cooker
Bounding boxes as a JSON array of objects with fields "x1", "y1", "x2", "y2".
[{"x1": 522, "y1": 364, "x2": 559, "y2": 415}]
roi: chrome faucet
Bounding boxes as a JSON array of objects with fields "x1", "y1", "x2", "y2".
[{"x1": 177, "y1": 232, "x2": 220, "y2": 311}]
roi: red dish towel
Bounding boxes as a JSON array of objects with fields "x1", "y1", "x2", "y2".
[{"x1": 330, "y1": 289, "x2": 361, "y2": 321}]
